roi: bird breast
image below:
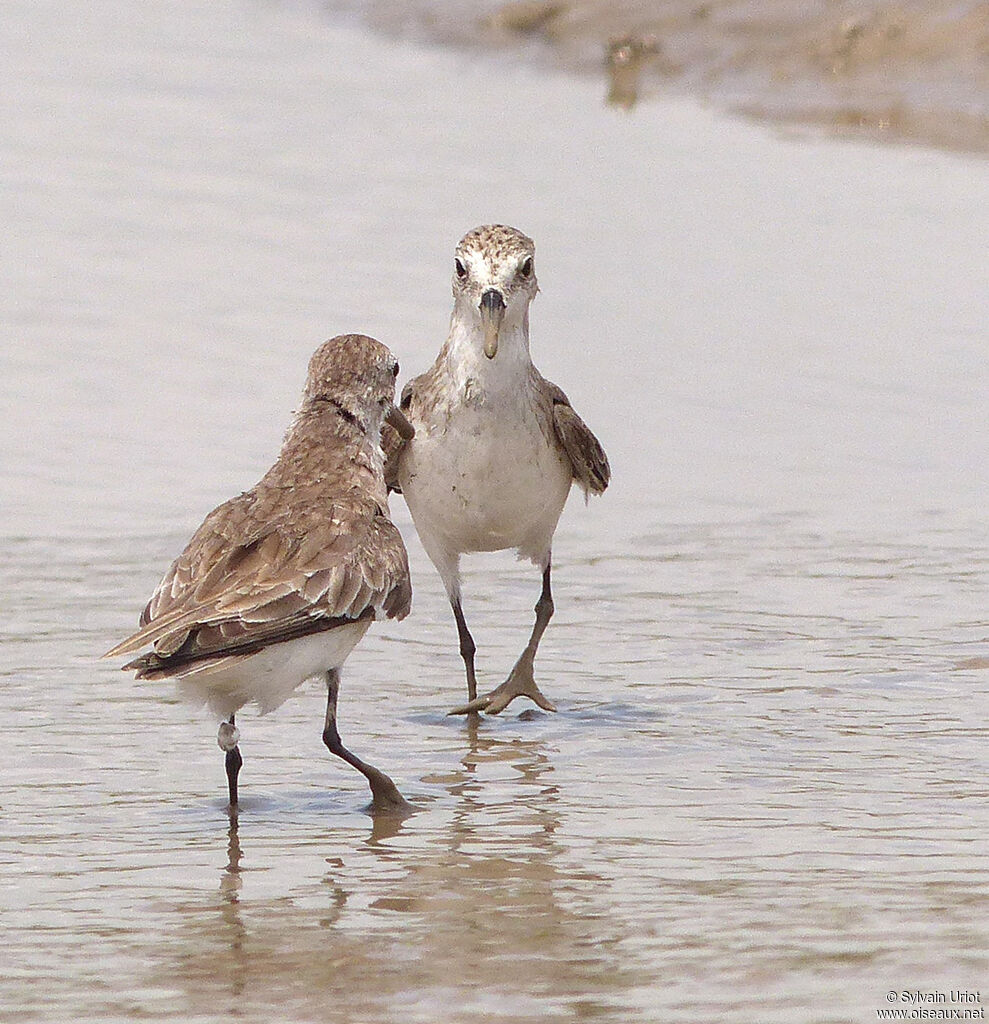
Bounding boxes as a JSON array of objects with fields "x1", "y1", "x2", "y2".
[{"x1": 399, "y1": 388, "x2": 572, "y2": 558}]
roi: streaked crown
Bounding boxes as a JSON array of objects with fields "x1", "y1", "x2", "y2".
[
  {"x1": 453, "y1": 224, "x2": 537, "y2": 297},
  {"x1": 303, "y1": 334, "x2": 400, "y2": 410}
]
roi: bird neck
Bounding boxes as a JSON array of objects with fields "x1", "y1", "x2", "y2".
[
  {"x1": 441, "y1": 306, "x2": 533, "y2": 393},
  {"x1": 271, "y1": 402, "x2": 387, "y2": 507}
]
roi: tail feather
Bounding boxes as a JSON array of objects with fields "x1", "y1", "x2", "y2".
[{"x1": 103, "y1": 604, "x2": 207, "y2": 659}]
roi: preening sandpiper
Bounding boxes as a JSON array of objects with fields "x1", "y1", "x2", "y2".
[
  {"x1": 385, "y1": 225, "x2": 610, "y2": 715},
  {"x1": 105, "y1": 334, "x2": 415, "y2": 813}
]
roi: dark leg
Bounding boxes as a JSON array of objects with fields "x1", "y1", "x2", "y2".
[
  {"x1": 225, "y1": 747, "x2": 243, "y2": 808},
  {"x1": 525, "y1": 564, "x2": 555, "y2": 661},
  {"x1": 321, "y1": 669, "x2": 410, "y2": 814},
  {"x1": 449, "y1": 563, "x2": 558, "y2": 716},
  {"x1": 452, "y1": 598, "x2": 479, "y2": 706},
  {"x1": 217, "y1": 715, "x2": 242, "y2": 809}
]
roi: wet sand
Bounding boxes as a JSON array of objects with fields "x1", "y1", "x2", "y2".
[{"x1": 347, "y1": 0, "x2": 989, "y2": 153}]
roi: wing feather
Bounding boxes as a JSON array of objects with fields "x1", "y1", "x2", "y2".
[
  {"x1": 541, "y1": 380, "x2": 611, "y2": 497},
  {"x1": 105, "y1": 488, "x2": 411, "y2": 672},
  {"x1": 382, "y1": 376, "x2": 420, "y2": 493}
]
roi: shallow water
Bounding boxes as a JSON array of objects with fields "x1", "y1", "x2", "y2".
[{"x1": 2, "y1": 1, "x2": 988, "y2": 1021}]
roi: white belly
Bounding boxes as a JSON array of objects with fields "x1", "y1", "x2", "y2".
[
  {"x1": 399, "y1": 398, "x2": 572, "y2": 565},
  {"x1": 173, "y1": 620, "x2": 372, "y2": 720}
]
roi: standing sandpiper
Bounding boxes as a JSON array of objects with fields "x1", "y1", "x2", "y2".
[
  {"x1": 386, "y1": 225, "x2": 610, "y2": 715},
  {"x1": 105, "y1": 334, "x2": 415, "y2": 813}
]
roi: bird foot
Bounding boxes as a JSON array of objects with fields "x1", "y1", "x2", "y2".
[
  {"x1": 363, "y1": 764, "x2": 413, "y2": 816},
  {"x1": 448, "y1": 661, "x2": 557, "y2": 716}
]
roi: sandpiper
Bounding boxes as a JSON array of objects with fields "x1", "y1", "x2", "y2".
[
  {"x1": 105, "y1": 334, "x2": 415, "y2": 812},
  {"x1": 385, "y1": 225, "x2": 610, "y2": 715}
]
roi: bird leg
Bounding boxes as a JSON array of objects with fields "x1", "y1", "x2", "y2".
[
  {"x1": 452, "y1": 598, "x2": 479, "y2": 706},
  {"x1": 217, "y1": 716, "x2": 243, "y2": 810},
  {"x1": 449, "y1": 564, "x2": 558, "y2": 716},
  {"x1": 321, "y1": 669, "x2": 410, "y2": 814}
]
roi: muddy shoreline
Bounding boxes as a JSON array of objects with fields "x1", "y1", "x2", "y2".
[{"x1": 335, "y1": 0, "x2": 989, "y2": 154}]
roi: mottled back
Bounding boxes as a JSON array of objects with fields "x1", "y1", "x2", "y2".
[{"x1": 106, "y1": 334, "x2": 411, "y2": 676}]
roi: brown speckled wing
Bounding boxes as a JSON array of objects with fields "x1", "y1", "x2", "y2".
[
  {"x1": 382, "y1": 426, "x2": 405, "y2": 493},
  {"x1": 105, "y1": 490, "x2": 411, "y2": 670},
  {"x1": 383, "y1": 374, "x2": 425, "y2": 493},
  {"x1": 541, "y1": 379, "x2": 611, "y2": 497}
]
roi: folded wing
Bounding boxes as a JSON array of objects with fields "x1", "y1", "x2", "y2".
[
  {"x1": 542, "y1": 379, "x2": 611, "y2": 497},
  {"x1": 105, "y1": 489, "x2": 411, "y2": 674},
  {"x1": 382, "y1": 377, "x2": 419, "y2": 493}
]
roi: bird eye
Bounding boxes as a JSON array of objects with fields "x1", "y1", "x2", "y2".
[
  {"x1": 455, "y1": 258, "x2": 467, "y2": 280},
  {"x1": 520, "y1": 257, "x2": 533, "y2": 278}
]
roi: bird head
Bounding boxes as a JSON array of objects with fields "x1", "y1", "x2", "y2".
[
  {"x1": 303, "y1": 334, "x2": 413, "y2": 441},
  {"x1": 451, "y1": 224, "x2": 538, "y2": 360}
]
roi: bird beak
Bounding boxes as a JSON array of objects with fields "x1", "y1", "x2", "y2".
[
  {"x1": 479, "y1": 289, "x2": 506, "y2": 359},
  {"x1": 385, "y1": 403, "x2": 415, "y2": 440}
]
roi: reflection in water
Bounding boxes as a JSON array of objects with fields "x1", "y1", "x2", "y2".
[
  {"x1": 173, "y1": 729, "x2": 646, "y2": 1023},
  {"x1": 221, "y1": 819, "x2": 244, "y2": 900},
  {"x1": 3, "y1": 0, "x2": 988, "y2": 1020},
  {"x1": 216, "y1": 822, "x2": 247, "y2": 1000}
]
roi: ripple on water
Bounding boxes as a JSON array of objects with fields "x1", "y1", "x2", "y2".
[{"x1": 3, "y1": 0, "x2": 989, "y2": 1019}]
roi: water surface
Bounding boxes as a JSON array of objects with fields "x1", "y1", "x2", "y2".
[{"x1": 2, "y1": 1, "x2": 988, "y2": 1021}]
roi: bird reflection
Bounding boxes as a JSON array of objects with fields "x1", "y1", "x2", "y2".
[
  {"x1": 219, "y1": 817, "x2": 243, "y2": 903},
  {"x1": 366, "y1": 803, "x2": 410, "y2": 845},
  {"x1": 215, "y1": 817, "x2": 247, "y2": 1000},
  {"x1": 340, "y1": 723, "x2": 637, "y2": 1010},
  {"x1": 361, "y1": 724, "x2": 568, "y2": 925},
  {"x1": 158, "y1": 726, "x2": 644, "y2": 1019}
]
